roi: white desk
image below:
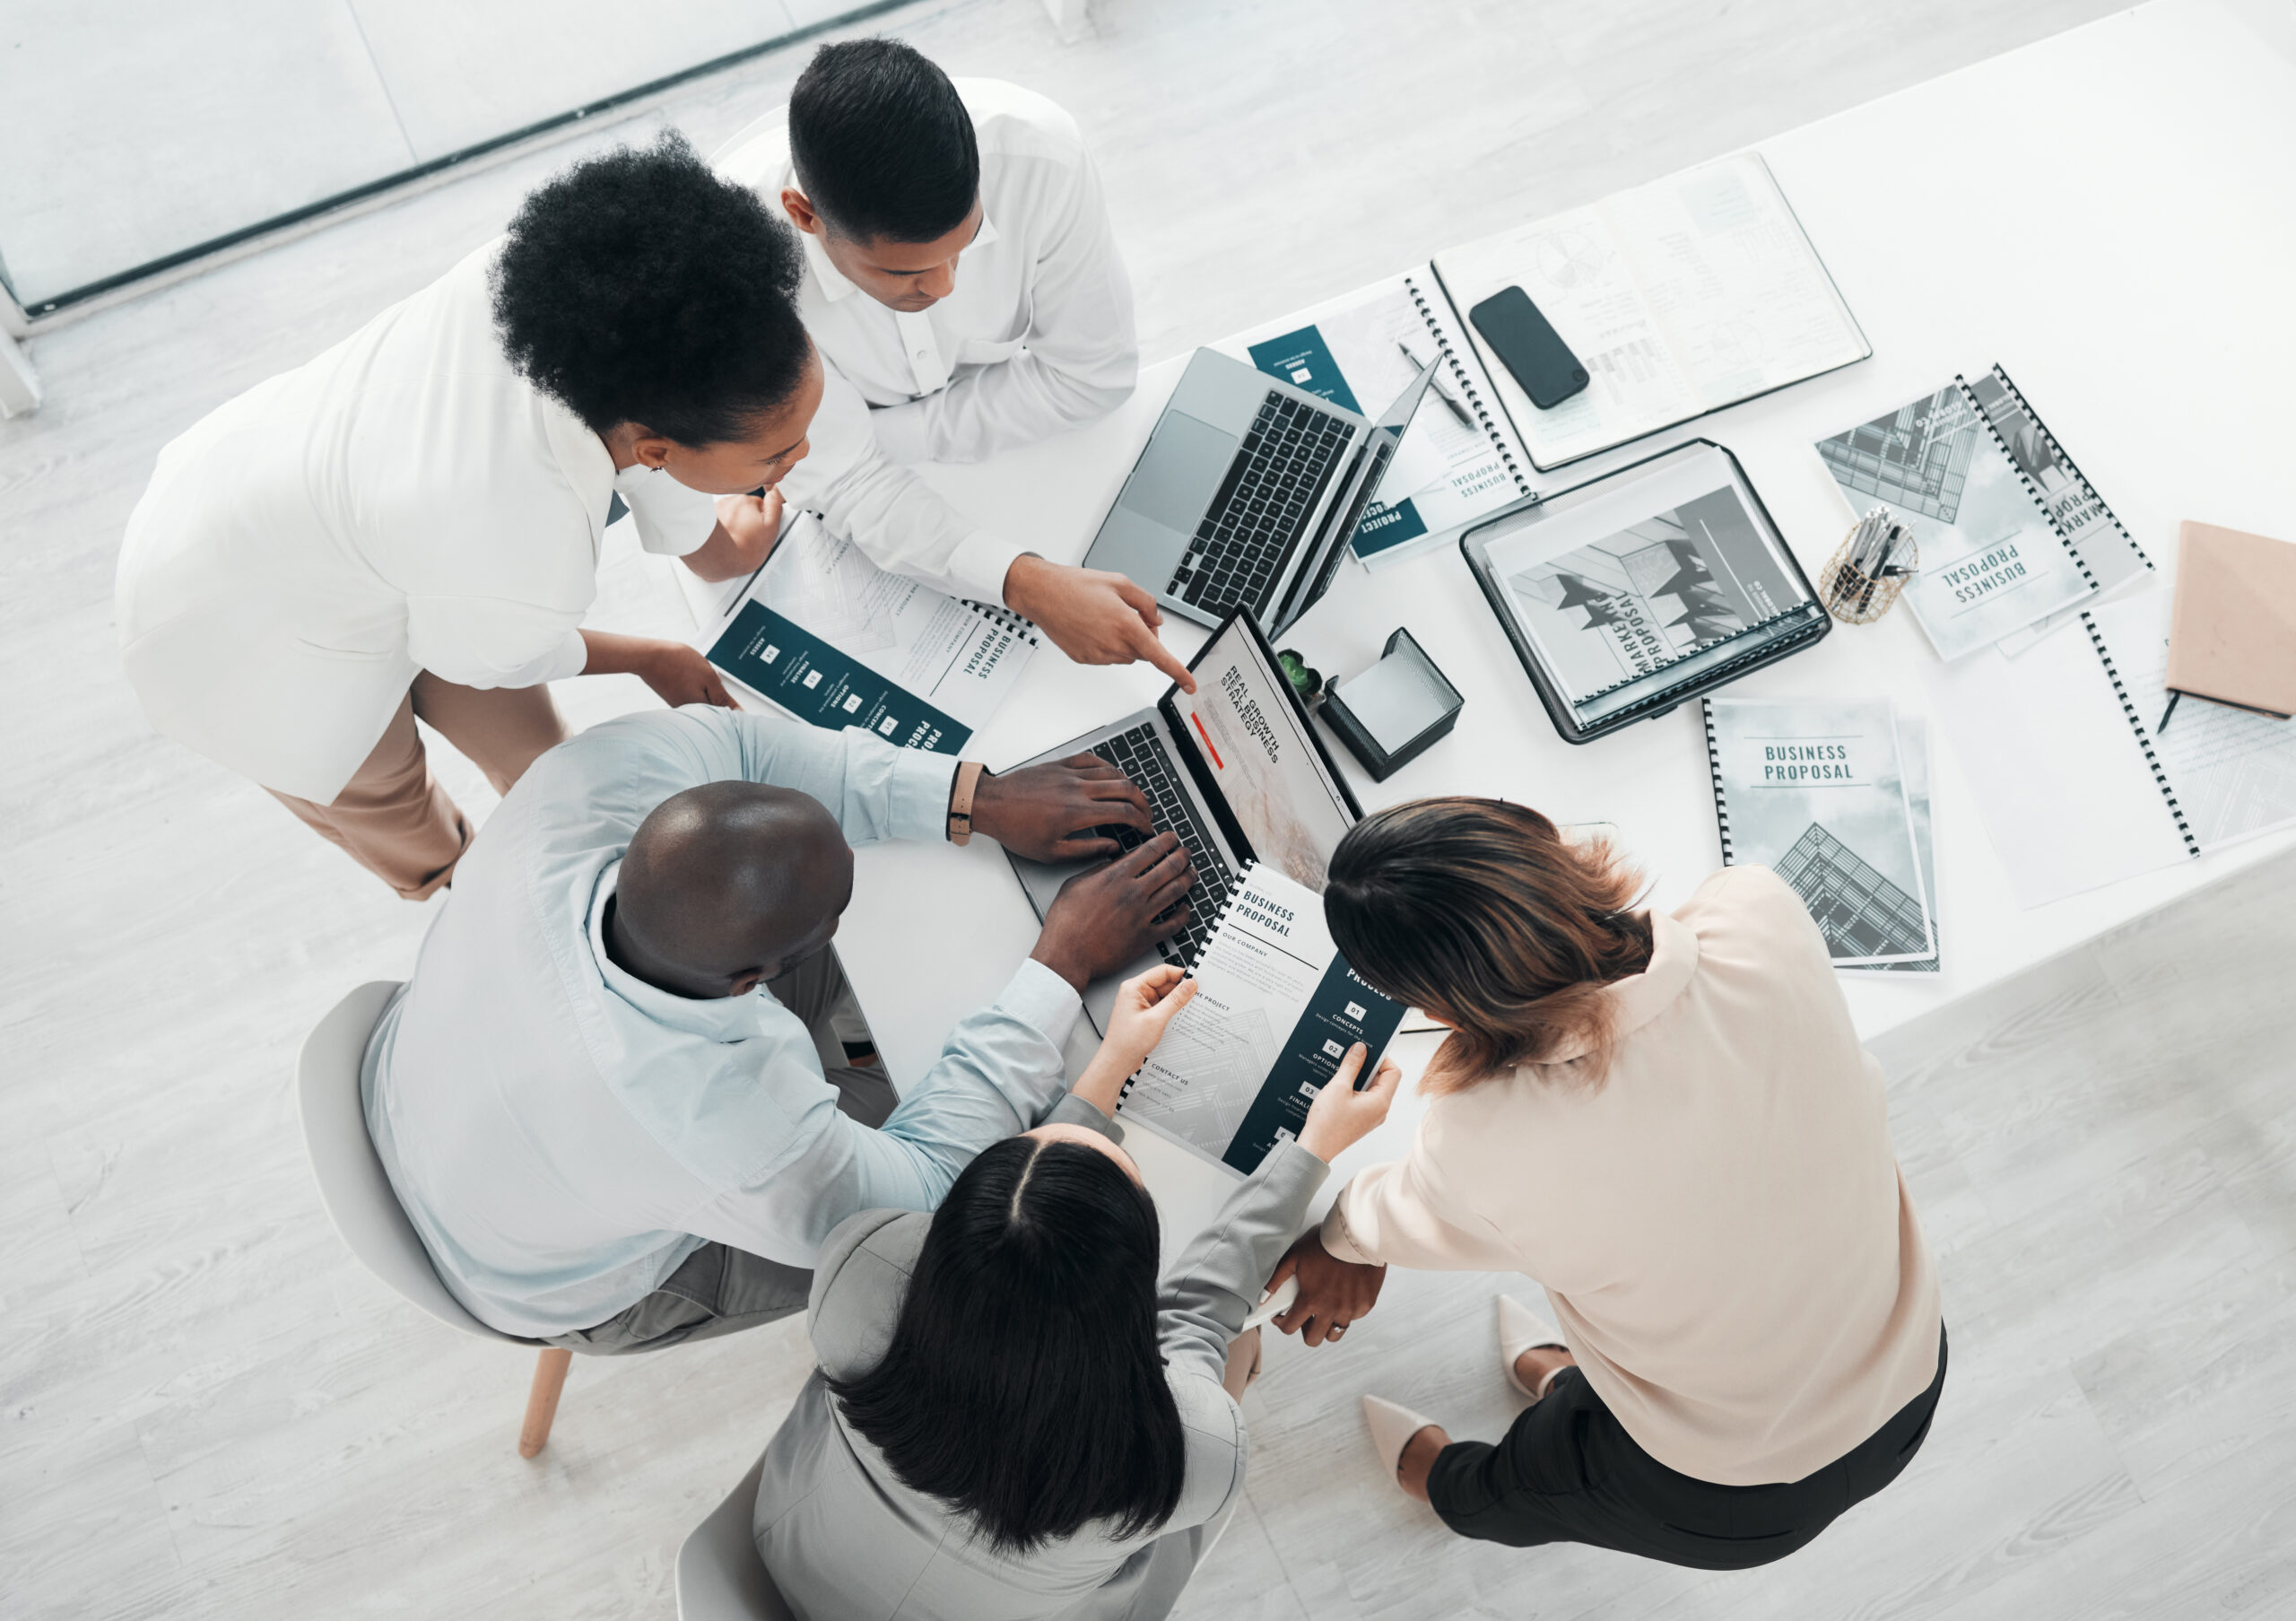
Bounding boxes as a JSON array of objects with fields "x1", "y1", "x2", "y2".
[{"x1": 689, "y1": 0, "x2": 2296, "y2": 1253}]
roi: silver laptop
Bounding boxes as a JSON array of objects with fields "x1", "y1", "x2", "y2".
[
  {"x1": 1004, "y1": 609, "x2": 1365, "y2": 1034},
  {"x1": 1083, "y1": 352, "x2": 1438, "y2": 635}
]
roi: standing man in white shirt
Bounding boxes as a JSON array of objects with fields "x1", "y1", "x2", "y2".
[
  {"x1": 116, "y1": 135, "x2": 815, "y2": 899},
  {"x1": 715, "y1": 39, "x2": 1197, "y2": 692}
]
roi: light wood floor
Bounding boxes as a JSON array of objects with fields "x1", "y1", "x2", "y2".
[{"x1": 13, "y1": 1, "x2": 2285, "y2": 1617}]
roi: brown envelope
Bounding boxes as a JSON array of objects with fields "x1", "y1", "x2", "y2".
[{"x1": 2168, "y1": 521, "x2": 2296, "y2": 719}]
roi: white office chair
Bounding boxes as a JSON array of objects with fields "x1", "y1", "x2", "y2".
[
  {"x1": 675, "y1": 1451, "x2": 796, "y2": 1620},
  {"x1": 296, "y1": 980, "x2": 574, "y2": 1458}
]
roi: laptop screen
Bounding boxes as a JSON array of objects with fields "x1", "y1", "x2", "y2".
[{"x1": 1171, "y1": 615, "x2": 1359, "y2": 891}]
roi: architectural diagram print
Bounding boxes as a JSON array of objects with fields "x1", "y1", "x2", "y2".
[{"x1": 1505, "y1": 485, "x2": 1792, "y2": 705}]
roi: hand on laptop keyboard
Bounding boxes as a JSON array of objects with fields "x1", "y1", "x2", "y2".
[
  {"x1": 970, "y1": 753, "x2": 1154, "y2": 863},
  {"x1": 1029, "y1": 832, "x2": 1197, "y2": 992}
]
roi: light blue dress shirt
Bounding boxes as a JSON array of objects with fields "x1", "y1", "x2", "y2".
[{"x1": 362, "y1": 706, "x2": 1083, "y2": 1338}]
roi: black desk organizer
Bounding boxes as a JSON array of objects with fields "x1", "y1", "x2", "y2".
[{"x1": 1318, "y1": 628, "x2": 1465, "y2": 782}]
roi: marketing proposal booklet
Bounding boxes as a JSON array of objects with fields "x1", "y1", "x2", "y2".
[
  {"x1": 1121, "y1": 863, "x2": 1406, "y2": 1176},
  {"x1": 1702, "y1": 697, "x2": 1936, "y2": 968},
  {"x1": 1460, "y1": 440, "x2": 1828, "y2": 740},
  {"x1": 697, "y1": 514, "x2": 1036, "y2": 754}
]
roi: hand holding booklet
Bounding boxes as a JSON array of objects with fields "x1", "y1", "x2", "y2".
[{"x1": 1121, "y1": 863, "x2": 1405, "y2": 1177}]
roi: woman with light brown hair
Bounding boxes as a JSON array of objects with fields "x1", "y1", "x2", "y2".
[{"x1": 1265, "y1": 797, "x2": 1944, "y2": 1569}]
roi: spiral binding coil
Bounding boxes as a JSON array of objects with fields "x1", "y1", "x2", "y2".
[
  {"x1": 958, "y1": 600, "x2": 1042, "y2": 648},
  {"x1": 1989, "y1": 364, "x2": 2152, "y2": 580},
  {"x1": 1405, "y1": 274, "x2": 1532, "y2": 499},
  {"x1": 1117, "y1": 859, "x2": 1263, "y2": 1107},
  {"x1": 1700, "y1": 698, "x2": 1736, "y2": 865},
  {"x1": 2081, "y1": 613, "x2": 2201, "y2": 859},
  {"x1": 1954, "y1": 371, "x2": 2100, "y2": 595}
]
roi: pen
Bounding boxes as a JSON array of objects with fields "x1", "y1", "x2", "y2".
[{"x1": 1398, "y1": 337, "x2": 1476, "y2": 429}]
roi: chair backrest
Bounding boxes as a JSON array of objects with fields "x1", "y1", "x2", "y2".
[
  {"x1": 296, "y1": 980, "x2": 516, "y2": 1344},
  {"x1": 676, "y1": 1451, "x2": 795, "y2": 1621}
]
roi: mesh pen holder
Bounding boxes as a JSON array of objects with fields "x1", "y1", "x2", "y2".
[{"x1": 1817, "y1": 521, "x2": 1917, "y2": 625}]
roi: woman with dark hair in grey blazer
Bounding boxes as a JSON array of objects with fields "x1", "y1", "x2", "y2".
[{"x1": 751, "y1": 965, "x2": 1400, "y2": 1620}]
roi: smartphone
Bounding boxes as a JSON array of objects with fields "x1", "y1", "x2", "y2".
[{"x1": 1468, "y1": 285, "x2": 1589, "y2": 410}]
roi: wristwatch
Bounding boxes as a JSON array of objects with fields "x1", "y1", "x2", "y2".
[{"x1": 948, "y1": 761, "x2": 987, "y2": 845}]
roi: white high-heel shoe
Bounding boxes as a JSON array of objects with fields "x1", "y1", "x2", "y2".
[
  {"x1": 1361, "y1": 1394, "x2": 1441, "y2": 1490},
  {"x1": 1500, "y1": 1295, "x2": 1569, "y2": 1399}
]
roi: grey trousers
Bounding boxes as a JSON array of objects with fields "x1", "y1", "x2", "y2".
[{"x1": 546, "y1": 947, "x2": 891, "y2": 1355}]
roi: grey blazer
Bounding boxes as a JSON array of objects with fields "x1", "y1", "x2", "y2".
[{"x1": 751, "y1": 1114, "x2": 1327, "y2": 1621}]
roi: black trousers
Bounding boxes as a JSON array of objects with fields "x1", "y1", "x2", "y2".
[{"x1": 1427, "y1": 1326, "x2": 1947, "y2": 1570}]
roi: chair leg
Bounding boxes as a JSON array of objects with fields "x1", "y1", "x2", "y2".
[{"x1": 519, "y1": 1347, "x2": 573, "y2": 1459}]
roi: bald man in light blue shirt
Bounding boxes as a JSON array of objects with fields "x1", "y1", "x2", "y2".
[{"x1": 363, "y1": 705, "x2": 1193, "y2": 1349}]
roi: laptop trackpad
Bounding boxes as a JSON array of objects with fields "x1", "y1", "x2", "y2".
[{"x1": 1119, "y1": 411, "x2": 1237, "y2": 531}]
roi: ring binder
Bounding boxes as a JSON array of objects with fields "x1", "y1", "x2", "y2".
[{"x1": 2081, "y1": 611, "x2": 2202, "y2": 858}]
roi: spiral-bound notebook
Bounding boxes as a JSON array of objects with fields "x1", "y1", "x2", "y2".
[
  {"x1": 1816, "y1": 367, "x2": 2152, "y2": 660},
  {"x1": 695, "y1": 512, "x2": 1039, "y2": 755},
  {"x1": 1120, "y1": 862, "x2": 1406, "y2": 1177},
  {"x1": 1222, "y1": 269, "x2": 1532, "y2": 571},
  {"x1": 1701, "y1": 696, "x2": 1935, "y2": 967},
  {"x1": 1433, "y1": 153, "x2": 1871, "y2": 473}
]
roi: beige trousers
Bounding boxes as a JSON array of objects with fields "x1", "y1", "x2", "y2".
[{"x1": 267, "y1": 673, "x2": 569, "y2": 900}]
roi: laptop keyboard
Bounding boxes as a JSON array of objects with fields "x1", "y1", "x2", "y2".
[
  {"x1": 1166, "y1": 391, "x2": 1352, "y2": 618},
  {"x1": 1094, "y1": 720, "x2": 1237, "y2": 968}
]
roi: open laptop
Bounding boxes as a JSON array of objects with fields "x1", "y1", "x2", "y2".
[
  {"x1": 1082, "y1": 352, "x2": 1438, "y2": 636},
  {"x1": 1004, "y1": 609, "x2": 1366, "y2": 1035}
]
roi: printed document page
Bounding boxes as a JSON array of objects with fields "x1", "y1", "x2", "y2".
[
  {"x1": 1919, "y1": 588, "x2": 2187, "y2": 908},
  {"x1": 1126, "y1": 865, "x2": 1405, "y2": 1176},
  {"x1": 2091, "y1": 593, "x2": 2296, "y2": 852},
  {"x1": 700, "y1": 514, "x2": 1033, "y2": 754},
  {"x1": 1438, "y1": 153, "x2": 1868, "y2": 469}
]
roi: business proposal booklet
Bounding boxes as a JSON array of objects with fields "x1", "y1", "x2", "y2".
[
  {"x1": 698, "y1": 513, "x2": 1036, "y2": 755},
  {"x1": 1815, "y1": 373, "x2": 2107, "y2": 661},
  {"x1": 1702, "y1": 697, "x2": 1936, "y2": 967},
  {"x1": 1122, "y1": 863, "x2": 1405, "y2": 1177}
]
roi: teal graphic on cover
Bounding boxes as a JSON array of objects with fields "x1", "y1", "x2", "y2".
[
  {"x1": 1248, "y1": 325, "x2": 1362, "y2": 413},
  {"x1": 1349, "y1": 493, "x2": 1429, "y2": 559},
  {"x1": 1248, "y1": 322, "x2": 1424, "y2": 559},
  {"x1": 710, "y1": 599, "x2": 970, "y2": 754},
  {"x1": 1221, "y1": 957, "x2": 1405, "y2": 1175}
]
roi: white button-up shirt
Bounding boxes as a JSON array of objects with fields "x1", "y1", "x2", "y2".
[
  {"x1": 114, "y1": 244, "x2": 720, "y2": 804},
  {"x1": 362, "y1": 706, "x2": 1084, "y2": 1338},
  {"x1": 715, "y1": 78, "x2": 1139, "y2": 606}
]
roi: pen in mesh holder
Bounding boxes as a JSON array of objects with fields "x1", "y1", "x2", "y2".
[{"x1": 1818, "y1": 506, "x2": 1917, "y2": 625}]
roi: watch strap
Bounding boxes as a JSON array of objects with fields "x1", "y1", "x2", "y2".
[{"x1": 948, "y1": 761, "x2": 987, "y2": 845}]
